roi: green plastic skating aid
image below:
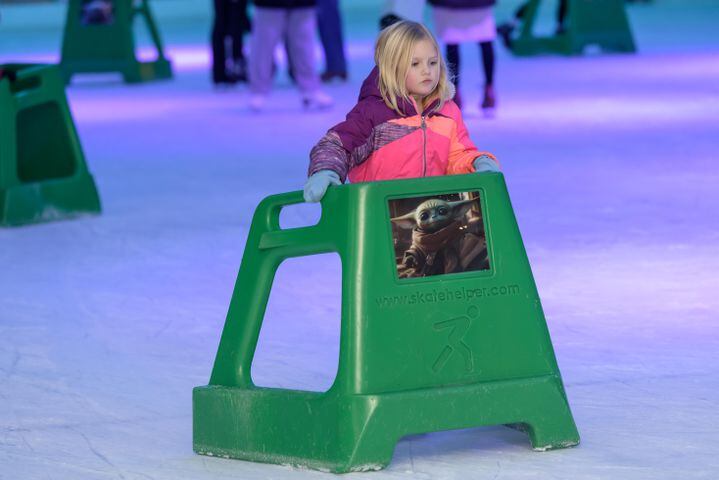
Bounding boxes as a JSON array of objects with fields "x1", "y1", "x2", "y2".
[
  {"x1": 193, "y1": 173, "x2": 579, "y2": 473},
  {"x1": 0, "y1": 64, "x2": 101, "y2": 227},
  {"x1": 511, "y1": 0, "x2": 636, "y2": 56},
  {"x1": 60, "y1": 0, "x2": 172, "y2": 84}
]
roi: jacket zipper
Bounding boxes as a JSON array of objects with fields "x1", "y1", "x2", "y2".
[{"x1": 421, "y1": 114, "x2": 427, "y2": 176}]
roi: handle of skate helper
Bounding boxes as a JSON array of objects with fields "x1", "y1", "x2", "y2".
[
  {"x1": 208, "y1": 189, "x2": 341, "y2": 387},
  {"x1": 10, "y1": 66, "x2": 44, "y2": 97},
  {"x1": 11, "y1": 66, "x2": 65, "y2": 112},
  {"x1": 0, "y1": 67, "x2": 17, "y2": 83},
  {"x1": 254, "y1": 190, "x2": 338, "y2": 259}
]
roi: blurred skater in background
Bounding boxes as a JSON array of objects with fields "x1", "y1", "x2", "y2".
[
  {"x1": 317, "y1": 0, "x2": 348, "y2": 82},
  {"x1": 429, "y1": 0, "x2": 498, "y2": 115},
  {"x1": 211, "y1": 0, "x2": 250, "y2": 85},
  {"x1": 249, "y1": 0, "x2": 333, "y2": 111}
]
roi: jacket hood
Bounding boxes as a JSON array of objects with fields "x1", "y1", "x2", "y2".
[
  {"x1": 358, "y1": 66, "x2": 383, "y2": 102},
  {"x1": 359, "y1": 66, "x2": 441, "y2": 117}
]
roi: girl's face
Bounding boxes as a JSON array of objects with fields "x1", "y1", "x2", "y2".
[{"x1": 405, "y1": 38, "x2": 440, "y2": 103}]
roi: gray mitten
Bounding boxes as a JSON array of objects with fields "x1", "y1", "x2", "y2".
[
  {"x1": 473, "y1": 155, "x2": 500, "y2": 173},
  {"x1": 303, "y1": 170, "x2": 341, "y2": 202}
]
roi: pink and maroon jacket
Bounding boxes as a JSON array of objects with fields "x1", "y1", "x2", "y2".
[{"x1": 308, "y1": 67, "x2": 497, "y2": 184}]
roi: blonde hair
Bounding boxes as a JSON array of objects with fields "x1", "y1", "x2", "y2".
[{"x1": 374, "y1": 21, "x2": 455, "y2": 115}]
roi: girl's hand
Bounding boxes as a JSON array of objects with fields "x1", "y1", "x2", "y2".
[
  {"x1": 303, "y1": 170, "x2": 341, "y2": 203},
  {"x1": 473, "y1": 155, "x2": 500, "y2": 173}
]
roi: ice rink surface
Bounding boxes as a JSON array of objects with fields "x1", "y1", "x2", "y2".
[{"x1": 1, "y1": 0, "x2": 718, "y2": 478}]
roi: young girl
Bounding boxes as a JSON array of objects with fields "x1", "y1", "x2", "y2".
[{"x1": 303, "y1": 20, "x2": 499, "y2": 203}]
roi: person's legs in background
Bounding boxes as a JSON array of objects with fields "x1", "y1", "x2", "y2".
[
  {"x1": 227, "y1": 0, "x2": 249, "y2": 82},
  {"x1": 445, "y1": 43, "x2": 461, "y2": 108},
  {"x1": 286, "y1": 7, "x2": 333, "y2": 109},
  {"x1": 249, "y1": 7, "x2": 286, "y2": 110},
  {"x1": 479, "y1": 40, "x2": 496, "y2": 112},
  {"x1": 316, "y1": 0, "x2": 348, "y2": 82},
  {"x1": 211, "y1": 0, "x2": 232, "y2": 84}
]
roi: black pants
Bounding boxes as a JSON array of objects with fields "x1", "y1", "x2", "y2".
[
  {"x1": 211, "y1": 0, "x2": 249, "y2": 81},
  {"x1": 445, "y1": 42, "x2": 495, "y2": 88}
]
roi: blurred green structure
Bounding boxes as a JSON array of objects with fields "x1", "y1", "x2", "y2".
[
  {"x1": 193, "y1": 173, "x2": 579, "y2": 473},
  {"x1": 0, "y1": 64, "x2": 101, "y2": 226},
  {"x1": 512, "y1": 0, "x2": 636, "y2": 55},
  {"x1": 60, "y1": 0, "x2": 172, "y2": 83}
]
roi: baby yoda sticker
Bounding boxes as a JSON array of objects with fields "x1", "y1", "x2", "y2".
[{"x1": 389, "y1": 191, "x2": 490, "y2": 279}]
